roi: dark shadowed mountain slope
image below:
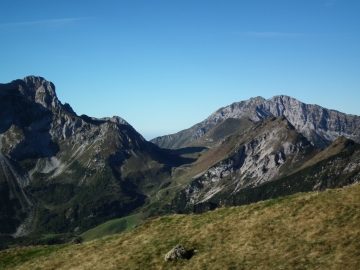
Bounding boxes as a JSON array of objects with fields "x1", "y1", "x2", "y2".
[
  {"x1": 151, "y1": 95, "x2": 360, "y2": 149},
  {"x1": 186, "y1": 118, "x2": 254, "y2": 149},
  {"x1": 0, "y1": 76, "x2": 191, "y2": 236}
]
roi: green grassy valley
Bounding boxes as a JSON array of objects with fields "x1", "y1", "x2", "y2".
[
  {"x1": 1, "y1": 183, "x2": 360, "y2": 269},
  {"x1": 80, "y1": 213, "x2": 144, "y2": 242}
]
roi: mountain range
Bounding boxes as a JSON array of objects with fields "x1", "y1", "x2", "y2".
[
  {"x1": 151, "y1": 95, "x2": 360, "y2": 149},
  {"x1": 0, "y1": 76, "x2": 186, "y2": 236},
  {"x1": 1, "y1": 76, "x2": 359, "y2": 242}
]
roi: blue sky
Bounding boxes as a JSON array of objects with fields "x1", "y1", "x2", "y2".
[{"x1": 1, "y1": 1, "x2": 360, "y2": 140}]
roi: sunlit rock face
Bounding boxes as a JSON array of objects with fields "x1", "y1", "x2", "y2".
[
  {"x1": 181, "y1": 116, "x2": 312, "y2": 205},
  {"x1": 152, "y1": 95, "x2": 360, "y2": 149},
  {"x1": 259, "y1": 95, "x2": 360, "y2": 148},
  {"x1": 173, "y1": 117, "x2": 360, "y2": 213}
]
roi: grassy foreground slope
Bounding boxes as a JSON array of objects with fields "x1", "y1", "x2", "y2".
[
  {"x1": 1, "y1": 184, "x2": 360, "y2": 270},
  {"x1": 80, "y1": 213, "x2": 144, "y2": 242}
]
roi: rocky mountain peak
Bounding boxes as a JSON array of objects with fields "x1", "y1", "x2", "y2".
[
  {"x1": 152, "y1": 95, "x2": 360, "y2": 149},
  {"x1": 208, "y1": 96, "x2": 266, "y2": 122},
  {"x1": 24, "y1": 76, "x2": 60, "y2": 111},
  {"x1": 0, "y1": 76, "x2": 173, "y2": 236},
  {"x1": 176, "y1": 114, "x2": 314, "y2": 205},
  {"x1": 103, "y1": 116, "x2": 130, "y2": 126},
  {"x1": 12, "y1": 76, "x2": 61, "y2": 112},
  {"x1": 62, "y1": 102, "x2": 77, "y2": 116},
  {"x1": 23, "y1": 75, "x2": 50, "y2": 86}
]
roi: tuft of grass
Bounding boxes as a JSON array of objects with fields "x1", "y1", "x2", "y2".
[{"x1": 1, "y1": 183, "x2": 360, "y2": 269}]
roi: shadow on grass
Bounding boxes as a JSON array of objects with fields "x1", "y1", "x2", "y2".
[
  {"x1": 167, "y1": 147, "x2": 208, "y2": 156},
  {"x1": 186, "y1": 249, "x2": 198, "y2": 260}
]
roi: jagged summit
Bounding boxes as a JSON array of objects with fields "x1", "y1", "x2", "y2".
[
  {"x1": 0, "y1": 76, "x2": 178, "y2": 236},
  {"x1": 151, "y1": 95, "x2": 360, "y2": 149},
  {"x1": 0, "y1": 76, "x2": 63, "y2": 115},
  {"x1": 0, "y1": 76, "x2": 130, "y2": 127},
  {"x1": 23, "y1": 75, "x2": 50, "y2": 85}
]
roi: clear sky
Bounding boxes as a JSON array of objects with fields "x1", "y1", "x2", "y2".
[{"x1": 1, "y1": 1, "x2": 359, "y2": 140}]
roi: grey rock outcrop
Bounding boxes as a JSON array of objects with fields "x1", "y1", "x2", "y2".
[
  {"x1": 164, "y1": 244, "x2": 188, "y2": 261},
  {"x1": 172, "y1": 116, "x2": 360, "y2": 213},
  {"x1": 71, "y1": 237, "x2": 82, "y2": 244},
  {"x1": 151, "y1": 95, "x2": 360, "y2": 149},
  {"x1": 182, "y1": 116, "x2": 313, "y2": 204},
  {"x1": 0, "y1": 76, "x2": 174, "y2": 235}
]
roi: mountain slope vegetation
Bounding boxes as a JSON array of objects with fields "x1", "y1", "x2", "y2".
[
  {"x1": 1, "y1": 75, "x2": 360, "y2": 251},
  {"x1": 1, "y1": 183, "x2": 360, "y2": 269}
]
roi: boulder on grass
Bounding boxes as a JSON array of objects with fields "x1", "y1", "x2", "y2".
[
  {"x1": 164, "y1": 244, "x2": 188, "y2": 261},
  {"x1": 71, "y1": 237, "x2": 82, "y2": 244}
]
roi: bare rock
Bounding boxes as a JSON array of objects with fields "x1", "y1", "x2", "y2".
[
  {"x1": 71, "y1": 237, "x2": 82, "y2": 244},
  {"x1": 151, "y1": 95, "x2": 360, "y2": 149},
  {"x1": 164, "y1": 244, "x2": 188, "y2": 261}
]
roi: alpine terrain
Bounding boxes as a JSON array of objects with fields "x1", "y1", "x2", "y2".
[
  {"x1": 0, "y1": 76, "x2": 192, "y2": 238},
  {"x1": 151, "y1": 96, "x2": 360, "y2": 149},
  {"x1": 1, "y1": 76, "x2": 360, "y2": 250}
]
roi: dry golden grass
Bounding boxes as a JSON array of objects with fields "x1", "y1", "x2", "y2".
[{"x1": 1, "y1": 183, "x2": 360, "y2": 269}]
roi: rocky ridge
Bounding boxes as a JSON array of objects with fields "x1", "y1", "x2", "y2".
[
  {"x1": 0, "y1": 76, "x2": 182, "y2": 235},
  {"x1": 173, "y1": 116, "x2": 317, "y2": 208},
  {"x1": 151, "y1": 95, "x2": 360, "y2": 149},
  {"x1": 171, "y1": 120, "x2": 360, "y2": 213}
]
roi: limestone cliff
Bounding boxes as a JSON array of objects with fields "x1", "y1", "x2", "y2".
[{"x1": 151, "y1": 95, "x2": 360, "y2": 149}]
